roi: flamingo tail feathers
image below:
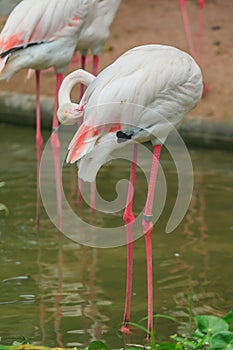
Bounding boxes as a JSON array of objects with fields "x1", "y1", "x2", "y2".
[{"x1": 66, "y1": 124, "x2": 99, "y2": 164}]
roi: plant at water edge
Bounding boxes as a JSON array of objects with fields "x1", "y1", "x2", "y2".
[
  {"x1": 122, "y1": 309, "x2": 233, "y2": 349},
  {"x1": 0, "y1": 310, "x2": 233, "y2": 350},
  {"x1": 169, "y1": 309, "x2": 233, "y2": 349}
]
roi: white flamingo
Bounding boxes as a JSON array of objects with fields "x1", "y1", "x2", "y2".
[
  {"x1": 0, "y1": 0, "x2": 90, "y2": 227},
  {"x1": 58, "y1": 44, "x2": 203, "y2": 335}
]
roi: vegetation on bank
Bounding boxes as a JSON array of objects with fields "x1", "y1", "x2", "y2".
[{"x1": 1, "y1": 308, "x2": 232, "y2": 350}]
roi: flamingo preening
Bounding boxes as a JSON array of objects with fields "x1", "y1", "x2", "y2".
[
  {"x1": 57, "y1": 44, "x2": 203, "y2": 335},
  {"x1": 0, "y1": 0, "x2": 90, "y2": 228}
]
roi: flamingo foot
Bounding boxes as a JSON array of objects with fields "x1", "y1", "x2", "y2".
[{"x1": 120, "y1": 324, "x2": 131, "y2": 334}]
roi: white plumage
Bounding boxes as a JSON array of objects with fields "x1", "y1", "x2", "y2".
[
  {"x1": 75, "y1": 0, "x2": 121, "y2": 89},
  {"x1": 0, "y1": 0, "x2": 90, "y2": 79},
  {"x1": 77, "y1": 0, "x2": 121, "y2": 58},
  {"x1": 59, "y1": 44, "x2": 203, "y2": 182}
]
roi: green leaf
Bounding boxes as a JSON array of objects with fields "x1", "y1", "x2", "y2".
[
  {"x1": 195, "y1": 315, "x2": 229, "y2": 335},
  {"x1": 156, "y1": 343, "x2": 176, "y2": 349},
  {"x1": 139, "y1": 314, "x2": 177, "y2": 324},
  {"x1": 0, "y1": 346, "x2": 50, "y2": 350},
  {"x1": 224, "y1": 309, "x2": 233, "y2": 331},
  {"x1": 209, "y1": 331, "x2": 233, "y2": 350},
  {"x1": 124, "y1": 346, "x2": 147, "y2": 349},
  {"x1": 125, "y1": 348, "x2": 150, "y2": 350},
  {"x1": 88, "y1": 341, "x2": 108, "y2": 350},
  {"x1": 0, "y1": 346, "x2": 9, "y2": 350}
]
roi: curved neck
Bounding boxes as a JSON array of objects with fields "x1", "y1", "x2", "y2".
[{"x1": 58, "y1": 69, "x2": 95, "y2": 105}]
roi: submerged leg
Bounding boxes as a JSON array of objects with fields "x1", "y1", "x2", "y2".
[
  {"x1": 142, "y1": 144, "x2": 161, "y2": 337},
  {"x1": 120, "y1": 143, "x2": 138, "y2": 333}
]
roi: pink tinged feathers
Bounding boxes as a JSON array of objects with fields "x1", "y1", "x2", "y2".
[{"x1": 67, "y1": 123, "x2": 121, "y2": 164}]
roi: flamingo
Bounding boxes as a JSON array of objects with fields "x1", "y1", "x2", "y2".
[
  {"x1": 25, "y1": 0, "x2": 121, "y2": 85},
  {"x1": 77, "y1": 0, "x2": 121, "y2": 77},
  {"x1": 57, "y1": 44, "x2": 203, "y2": 335},
  {"x1": 0, "y1": 0, "x2": 90, "y2": 228}
]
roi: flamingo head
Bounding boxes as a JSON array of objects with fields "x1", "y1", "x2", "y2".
[{"x1": 57, "y1": 102, "x2": 83, "y2": 125}]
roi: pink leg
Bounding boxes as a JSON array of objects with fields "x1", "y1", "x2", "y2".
[
  {"x1": 179, "y1": 0, "x2": 196, "y2": 57},
  {"x1": 77, "y1": 55, "x2": 86, "y2": 204},
  {"x1": 120, "y1": 144, "x2": 138, "y2": 334},
  {"x1": 77, "y1": 116, "x2": 83, "y2": 205},
  {"x1": 77, "y1": 117, "x2": 83, "y2": 204},
  {"x1": 90, "y1": 181, "x2": 96, "y2": 213},
  {"x1": 198, "y1": 0, "x2": 204, "y2": 65},
  {"x1": 92, "y1": 55, "x2": 99, "y2": 76},
  {"x1": 77, "y1": 179, "x2": 83, "y2": 204},
  {"x1": 198, "y1": 0, "x2": 210, "y2": 95},
  {"x1": 35, "y1": 70, "x2": 43, "y2": 229},
  {"x1": 50, "y1": 73, "x2": 63, "y2": 230},
  {"x1": 89, "y1": 54, "x2": 99, "y2": 211},
  {"x1": 80, "y1": 55, "x2": 86, "y2": 99},
  {"x1": 142, "y1": 145, "x2": 162, "y2": 337},
  {"x1": 70, "y1": 52, "x2": 80, "y2": 68}
]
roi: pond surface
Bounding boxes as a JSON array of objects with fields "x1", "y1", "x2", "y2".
[{"x1": 0, "y1": 123, "x2": 232, "y2": 347}]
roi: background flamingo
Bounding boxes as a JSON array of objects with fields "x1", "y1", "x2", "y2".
[
  {"x1": 57, "y1": 44, "x2": 203, "y2": 335},
  {"x1": 77, "y1": 0, "x2": 121, "y2": 78},
  {"x1": 26, "y1": 0, "x2": 121, "y2": 88},
  {"x1": 0, "y1": 0, "x2": 90, "y2": 228},
  {"x1": 75, "y1": 0, "x2": 121, "y2": 208}
]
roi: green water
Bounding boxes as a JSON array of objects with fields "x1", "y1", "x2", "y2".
[{"x1": 0, "y1": 123, "x2": 232, "y2": 347}]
